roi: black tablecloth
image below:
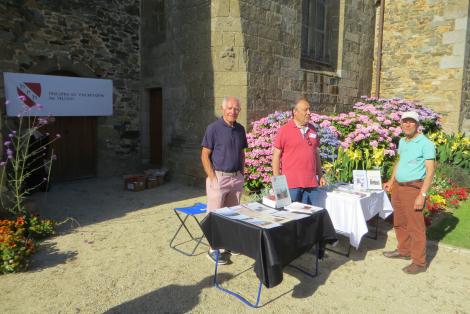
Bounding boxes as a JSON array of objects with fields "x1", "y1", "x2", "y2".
[{"x1": 201, "y1": 209, "x2": 337, "y2": 288}]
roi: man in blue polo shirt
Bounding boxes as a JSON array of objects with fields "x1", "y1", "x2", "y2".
[
  {"x1": 201, "y1": 96, "x2": 247, "y2": 264},
  {"x1": 383, "y1": 111, "x2": 435, "y2": 274}
]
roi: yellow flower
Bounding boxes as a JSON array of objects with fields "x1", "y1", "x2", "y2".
[
  {"x1": 345, "y1": 149, "x2": 355, "y2": 160},
  {"x1": 323, "y1": 162, "x2": 333, "y2": 173},
  {"x1": 430, "y1": 194, "x2": 446, "y2": 205},
  {"x1": 462, "y1": 137, "x2": 470, "y2": 146},
  {"x1": 451, "y1": 142, "x2": 460, "y2": 151},
  {"x1": 372, "y1": 148, "x2": 384, "y2": 167},
  {"x1": 428, "y1": 132, "x2": 438, "y2": 140}
]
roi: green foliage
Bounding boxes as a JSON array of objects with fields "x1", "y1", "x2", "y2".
[
  {"x1": 429, "y1": 170, "x2": 453, "y2": 196},
  {"x1": 427, "y1": 199, "x2": 470, "y2": 249},
  {"x1": 28, "y1": 215, "x2": 55, "y2": 239},
  {"x1": 325, "y1": 147, "x2": 395, "y2": 184},
  {"x1": 0, "y1": 215, "x2": 54, "y2": 274},
  {"x1": 244, "y1": 167, "x2": 265, "y2": 192},
  {"x1": 0, "y1": 216, "x2": 35, "y2": 273},
  {"x1": 1, "y1": 105, "x2": 60, "y2": 215},
  {"x1": 430, "y1": 164, "x2": 470, "y2": 197},
  {"x1": 429, "y1": 132, "x2": 470, "y2": 170}
]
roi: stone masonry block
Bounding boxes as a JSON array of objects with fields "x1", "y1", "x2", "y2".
[
  {"x1": 436, "y1": 79, "x2": 462, "y2": 91},
  {"x1": 440, "y1": 55, "x2": 464, "y2": 69},
  {"x1": 222, "y1": 32, "x2": 235, "y2": 46},
  {"x1": 211, "y1": 31, "x2": 223, "y2": 47},
  {"x1": 212, "y1": 0, "x2": 230, "y2": 17},
  {"x1": 229, "y1": 0, "x2": 240, "y2": 17},
  {"x1": 217, "y1": 17, "x2": 242, "y2": 32},
  {"x1": 452, "y1": 42, "x2": 465, "y2": 56},
  {"x1": 345, "y1": 31, "x2": 360, "y2": 43},
  {"x1": 234, "y1": 32, "x2": 243, "y2": 46},
  {"x1": 214, "y1": 71, "x2": 247, "y2": 86},
  {"x1": 214, "y1": 85, "x2": 247, "y2": 98},
  {"x1": 442, "y1": 30, "x2": 467, "y2": 44},
  {"x1": 455, "y1": 17, "x2": 468, "y2": 30},
  {"x1": 444, "y1": 4, "x2": 469, "y2": 20}
]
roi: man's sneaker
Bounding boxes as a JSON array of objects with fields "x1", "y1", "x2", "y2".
[{"x1": 207, "y1": 250, "x2": 230, "y2": 265}]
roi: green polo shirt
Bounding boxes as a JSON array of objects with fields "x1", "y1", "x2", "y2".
[{"x1": 396, "y1": 134, "x2": 436, "y2": 182}]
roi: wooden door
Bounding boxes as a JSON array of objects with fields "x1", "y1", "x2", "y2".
[
  {"x1": 47, "y1": 117, "x2": 97, "y2": 181},
  {"x1": 149, "y1": 88, "x2": 163, "y2": 166}
]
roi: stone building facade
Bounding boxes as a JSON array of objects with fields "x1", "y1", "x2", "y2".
[
  {"x1": 372, "y1": 0, "x2": 470, "y2": 133},
  {"x1": 1, "y1": 0, "x2": 380, "y2": 185},
  {"x1": 0, "y1": 0, "x2": 141, "y2": 178},
  {"x1": 141, "y1": 0, "x2": 378, "y2": 184}
]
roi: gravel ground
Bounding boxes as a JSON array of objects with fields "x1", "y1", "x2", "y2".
[{"x1": 1, "y1": 177, "x2": 469, "y2": 314}]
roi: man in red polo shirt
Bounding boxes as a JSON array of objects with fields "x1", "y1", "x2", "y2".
[{"x1": 272, "y1": 98, "x2": 326, "y2": 204}]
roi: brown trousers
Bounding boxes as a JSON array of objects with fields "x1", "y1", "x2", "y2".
[{"x1": 391, "y1": 181, "x2": 426, "y2": 267}]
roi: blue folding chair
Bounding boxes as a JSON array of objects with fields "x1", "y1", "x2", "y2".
[{"x1": 169, "y1": 202, "x2": 208, "y2": 256}]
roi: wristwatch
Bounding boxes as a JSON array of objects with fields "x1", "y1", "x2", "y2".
[{"x1": 421, "y1": 192, "x2": 427, "y2": 197}]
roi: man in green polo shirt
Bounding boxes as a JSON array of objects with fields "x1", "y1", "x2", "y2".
[{"x1": 382, "y1": 111, "x2": 436, "y2": 274}]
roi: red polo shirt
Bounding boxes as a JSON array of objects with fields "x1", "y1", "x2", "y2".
[{"x1": 273, "y1": 120, "x2": 319, "y2": 188}]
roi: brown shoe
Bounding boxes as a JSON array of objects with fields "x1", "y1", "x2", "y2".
[
  {"x1": 402, "y1": 263, "x2": 426, "y2": 274},
  {"x1": 383, "y1": 250, "x2": 411, "y2": 260}
]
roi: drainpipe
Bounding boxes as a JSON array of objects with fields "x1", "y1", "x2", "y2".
[{"x1": 375, "y1": 0, "x2": 385, "y2": 98}]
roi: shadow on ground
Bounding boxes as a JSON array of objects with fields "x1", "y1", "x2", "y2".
[
  {"x1": 425, "y1": 211, "x2": 459, "y2": 267},
  {"x1": 28, "y1": 241, "x2": 78, "y2": 271},
  {"x1": 278, "y1": 221, "x2": 390, "y2": 303},
  {"x1": 104, "y1": 273, "x2": 233, "y2": 313},
  {"x1": 29, "y1": 177, "x2": 205, "y2": 232},
  {"x1": 205, "y1": 219, "x2": 391, "y2": 307}
]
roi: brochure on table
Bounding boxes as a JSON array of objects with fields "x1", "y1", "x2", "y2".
[
  {"x1": 323, "y1": 182, "x2": 384, "y2": 199},
  {"x1": 353, "y1": 170, "x2": 382, "y2": 190},
  {"x1": 284, "y1": 202, "x2": 323, "y2": 214},
  {"x1": 213, "y1": 202, "x2": 308, "y2": 229}
]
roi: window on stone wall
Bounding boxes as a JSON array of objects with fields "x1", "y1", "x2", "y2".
[
  {"x1": 154, "y1": 0, "x2": 165, "y2": 44},
  {"x1": 301, "y1": 0, "x2": 339, "y2": 72}
]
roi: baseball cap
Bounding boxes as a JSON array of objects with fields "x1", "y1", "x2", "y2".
[{"x1": 400, "y1": 111, "x2": 420, "y2": 122}]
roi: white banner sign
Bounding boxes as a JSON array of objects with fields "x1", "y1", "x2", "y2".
[{"x1": 3, "y1": 72, "x2": 113, "y2": 116}]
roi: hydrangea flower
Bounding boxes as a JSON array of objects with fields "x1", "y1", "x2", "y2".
[{"x1": 244, "y1": 97, "x2": 441, "y2": 192}]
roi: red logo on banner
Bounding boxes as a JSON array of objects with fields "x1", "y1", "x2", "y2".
[{"x1": 17, "y1": 82, "x2": 42, "y2": 107}]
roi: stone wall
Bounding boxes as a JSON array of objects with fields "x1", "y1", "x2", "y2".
[
  {"x1": 141, "y1": 0, "x2": 377, "y2": 184},
  {"x1": 461, "y1": 11, "x2": 470, "y2": 134},
  {"x1": 141, "y1": 0, "x2": 214, "y2": 185},
  {"x1": 371, "y1": 0, "x2": 469, "y2": 132},
  {"x1": 0, "y1": 0, "x2": 141, "y2": 176},
  {"x1": 238, "y1": 0, "x2": 377, "y2": 121}
]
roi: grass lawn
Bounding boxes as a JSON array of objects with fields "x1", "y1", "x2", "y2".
[{"x1": 427, "y1": 199, "x2": 470, "y2": 249}]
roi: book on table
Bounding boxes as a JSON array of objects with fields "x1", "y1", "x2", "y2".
[
  {"x1": 262, "y1": 175, "x2": 292, "y2": 208},
  {"x1": 353, "y1": 170, "x2": 382, "y2": 190}
]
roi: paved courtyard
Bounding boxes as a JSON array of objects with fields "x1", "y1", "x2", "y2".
[{"x1": 1, "y1": 177, "x2": 469, "y2": 313}]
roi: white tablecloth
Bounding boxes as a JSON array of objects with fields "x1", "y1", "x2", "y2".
[{"x1": 311, "y1": 187, "x2": 393, "y2": 248}]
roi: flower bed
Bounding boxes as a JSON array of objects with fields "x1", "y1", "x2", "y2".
[
  {"x1": 244, "y1": 97, "x2": 441, "y2": 192},
  {"x1": 0, "y1": 215, "x2": 55, "y2": 274}
]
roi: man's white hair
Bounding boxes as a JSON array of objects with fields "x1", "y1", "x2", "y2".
[{"x1": 221, "y1": 96, "x2": 240, "y2": 109}]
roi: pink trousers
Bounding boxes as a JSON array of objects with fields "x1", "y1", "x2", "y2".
[{"x1": 206, "y1": 171, "x2": 244, "y2": 212}]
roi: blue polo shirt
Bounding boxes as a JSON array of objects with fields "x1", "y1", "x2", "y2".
[
  {"x1": 201, "y1": 118, "x2": 248, "y2": 172},
  {"x1": 396, "y1": 134, "x2": 435, "y2": 182}
]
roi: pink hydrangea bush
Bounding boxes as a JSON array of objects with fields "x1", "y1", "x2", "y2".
[{"x1": 244, "y1": 97, "x2": 441, "y2": 192}]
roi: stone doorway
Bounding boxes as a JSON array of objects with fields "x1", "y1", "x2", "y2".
[{"x1": 46, "y1": 70, "x2": 97, "y2": 182}]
